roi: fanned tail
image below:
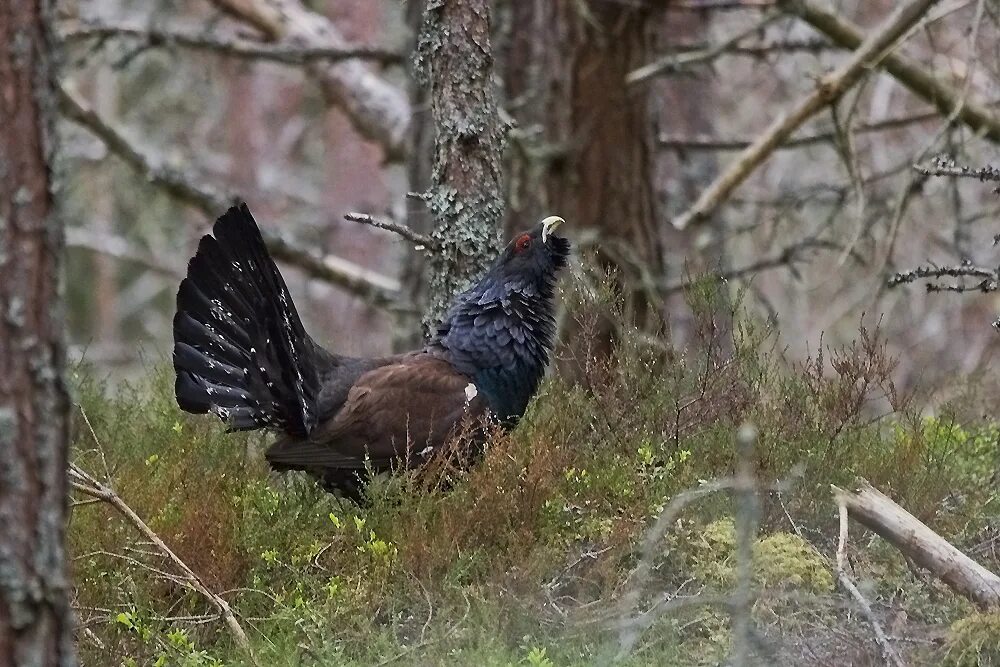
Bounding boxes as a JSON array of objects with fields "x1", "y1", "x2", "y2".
[{"x1": 172, "y1": 203, "x2": 324, "y2": 436}]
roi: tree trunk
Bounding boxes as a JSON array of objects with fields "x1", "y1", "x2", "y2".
[
  {"x1": 0, "y1": 1, "x2": 77, "y2": 664},
  {"x1": 415, "y1": 0, "x2": 505, "y2": 333},
  {"x1": 498, "y1": 2, "x2": 717, "y2": 344}
]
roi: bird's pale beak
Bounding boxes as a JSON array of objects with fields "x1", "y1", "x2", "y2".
[{"x1": 541, "y1": 215, "x2": 565, "y2": 244}]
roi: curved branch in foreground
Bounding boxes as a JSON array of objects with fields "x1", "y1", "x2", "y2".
[
  {"x1": 68, "y1": 462, "x2": 258, "y2": 664},
  {"x1": 58, "y1": 85, "x2": 401, "y2": 307},
  {"x1": 207, "y1": 0, "x2": 410, "y2": 162},
  {"x1": 833, "y1": 479, "x2": 1000, "y2": 611},
  {"x1": 673, "y1": 0, "x2": 940, "y2": 229}
]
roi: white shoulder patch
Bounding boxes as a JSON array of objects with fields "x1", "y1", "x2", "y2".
[{"x1": 464, "y1": 382, "x2": 478, "y2": 403}]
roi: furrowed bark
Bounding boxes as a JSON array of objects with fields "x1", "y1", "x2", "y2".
[{"x1": 0, "y1": 0, "x2": 77, "y2": 664}]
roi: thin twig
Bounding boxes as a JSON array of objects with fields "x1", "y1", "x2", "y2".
[
  {"x1": 659, "y1": 108, "x2": 950, "y2": 152},
  {"x1": 344, "y1": 212, "x2": 437, "y2": 249},
  {"x1": 627, "y1": 9, "x2": 782, "y2": 84}
]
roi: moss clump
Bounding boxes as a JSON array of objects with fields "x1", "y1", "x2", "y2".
[
  {"x1": 943, "y1": 612, "x2": 1000, "y2": 666},
  {"x1": 691, "y1": 519, "x2": 833, "y2": 594}
]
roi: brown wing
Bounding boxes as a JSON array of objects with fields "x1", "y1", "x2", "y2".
[{"x1": 264, "y1": 354, "x2": 488, "y2": 472}]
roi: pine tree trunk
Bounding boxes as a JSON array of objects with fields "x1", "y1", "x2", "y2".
[
  {"x1": 415, "y1": 0, "x2": 505, "y2": 333},
  {"x1": 499, "y1": 2, "x2": 717, "y2": 340},
  {"x1": 0, "y1": 1, "x2": 77, "y2": 664}
]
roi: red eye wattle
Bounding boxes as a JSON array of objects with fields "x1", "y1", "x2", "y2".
[{"x1": 515, "y1": 234, "x2": 531, "y2": 252}]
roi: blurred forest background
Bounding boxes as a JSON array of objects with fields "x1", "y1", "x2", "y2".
[
  {"x1": 59, "y1": 0, "x2": 1000, "y2": 391},
  {"x1": 24, "y1": 0, "x2": 1000, "y2": 664}
]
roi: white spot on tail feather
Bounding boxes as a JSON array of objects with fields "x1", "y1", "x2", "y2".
[
  {"x1": 464, "y1": 383, "x2": 478, "y2": 403},
  {"x1": 418, "y1": 446, "x2": 434, "y2": 458}
]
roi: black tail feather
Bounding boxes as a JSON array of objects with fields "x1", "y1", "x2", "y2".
[{"x1": 173, "y1": 203, "x2": 326, "y2": 436}]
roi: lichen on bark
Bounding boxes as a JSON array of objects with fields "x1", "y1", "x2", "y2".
[{"x1": 414, "y1": 0, "x2": 505, "y2": 335}]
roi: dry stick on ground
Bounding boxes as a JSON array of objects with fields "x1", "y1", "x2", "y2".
[
  {"x1": 68, "y1": 463, "x2": 258, "y2": 665},
  {"x1": 59, "y1": 19, "x2": 402, "y2": 65},
  {"x1": 58, "y1": 85, "x2": 402, "y2": 307},
  {"x1": 835, "y1": 499, "x2": 907, "y2": 667},
  {"x1": 673, "y1": 0, "x2": 941, "y2": 229},
  {"x1": 833, "y1": 479, "x2": 1000, "y2": 610},
  {"x1": 783, "y1": 0, "x2": 1000, "y2": 144},
  {"x1": 207, "y1": 0, "x2": 409, "y2": 161}
]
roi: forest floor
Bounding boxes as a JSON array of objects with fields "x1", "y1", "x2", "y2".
[{"x1": 69, "y1": 287, "x2": 1000, "y2": 666}]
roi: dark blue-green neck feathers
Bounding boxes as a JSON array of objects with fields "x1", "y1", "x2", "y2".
[{"x1": 432, "y1": 233, "x2": 569, "y2": 421}]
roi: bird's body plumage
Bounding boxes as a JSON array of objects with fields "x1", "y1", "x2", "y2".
[{"x1": 173, "y1": 204, "x2": 568, "y2": 500}]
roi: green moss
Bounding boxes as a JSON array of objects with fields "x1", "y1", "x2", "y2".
[
  {"x1": 943, "y1": 612, "x2": 1000, "y2": 666},
  {"x1": 691, "y1": 519, "x2": 833, "y2": 594}
]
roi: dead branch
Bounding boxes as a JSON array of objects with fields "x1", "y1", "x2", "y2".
[
  {"x1": 66, "y1": 227, "x2": 184, "y2": 278},
  {"x1": 673, "y1": 0, "x2": 940, "y2": 229},
  {"x1": 68, "y1": 463, "x2": 258, "y2": 664},
  {"x1": 887, "y1": 261, "x2": 998, "y2": 293},
  {"x1": 59, "y1": 85, "x2": 402, "y2": 307},
  {"x1": 783, "y1": 0, "x2": 1000, "y2": 144},
  {"x1": 835, "y1": 498, "x2": 907, "y2": 667},
  {"x1": 627, "y1": 9, "x2": 781, "y2": 84},
  {"x1": 207, "y1": 0, "x2": 409, "y2": 161},
  {"x1": 913, "y1": 155, "x2": 1000, "y2": 185},
  {"x1": 59, "y1": 19, "x2": 402, "y2": 65},
  {"x1": 264, "y1": 232, "x2": 402, "y2": 308},
  {"x1": 833, "y1": 479, "x2": 1000, "y2": 611},
  {"x1": 344, "y1": 212, "x2": 436, "y2": 249},
  {"x1": 659, "y1": 109, "x2": 950, "y2": 152},
  {"x1": 58, "y1": 84, "x2": 231, "y2": 213},
  {"x1": 668, "y1": 0, "x2": 776, "y2": 9}
]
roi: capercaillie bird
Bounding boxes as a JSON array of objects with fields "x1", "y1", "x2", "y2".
[{"x1": 172, "y1": 204, "x2": 569, "y2": 500}]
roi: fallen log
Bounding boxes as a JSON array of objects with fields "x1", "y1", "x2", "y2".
[{"x1": 833, "y1": 479, "x2": 1000, "y2": 611}]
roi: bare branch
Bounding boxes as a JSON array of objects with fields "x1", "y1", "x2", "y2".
[
  {"x1": 887, "y1": 261, "x2": 998, "y2": 293},
  {"x1": 668, "y1": 0, "x2": 776, "y2": 10},
  {"x1": 835, "y1": 500, "x2": 907, "y2": 667},
  {"x1": 783, "y1": 0, "x2": 1000, "y2": 143},
  {"x1": 659, "y1": 109, "x2": 952, "y2": 152},
  {"x1": 913, "y1": 155, "x2": 1000, "y2": 185},
  {"x1": 59, "y1": 85, "x2": 401, "y2": 307},
  {"x1": 66, "y1": 227, "x2": 183, "y2": 278},
  {"x1": 207, "y1": 0, "x2": 410, "y2": 161},
  {"x1": 59, "y1": 19, "x2": 403, "y2": 65},
  {"x1": 68, "y1": 462, "x2": 258, "y2": 664},
  {"x1": 344, "y1": 212, "x2": 436, "y2": 249},
  {"x1": 58, "y1": 84, "x2": 230, "y2": 213},
  {"x1": 264, "y1": 233, "x2": 402, "y2": 309},
  {"x1": 673, "y1": 0, "x2": 941, "y2": 229},
  {"x1": 627, "y1": 9, "x2": 781, "y2": 84}
]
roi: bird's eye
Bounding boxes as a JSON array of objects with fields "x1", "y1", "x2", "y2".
[{"x1": 515, "y1": 234, "x2": 531, "y2": 252}]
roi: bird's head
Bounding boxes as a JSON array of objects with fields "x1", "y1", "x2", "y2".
[{"x1": 490, "y1": 215, "x2": 571, "y2": 291}]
